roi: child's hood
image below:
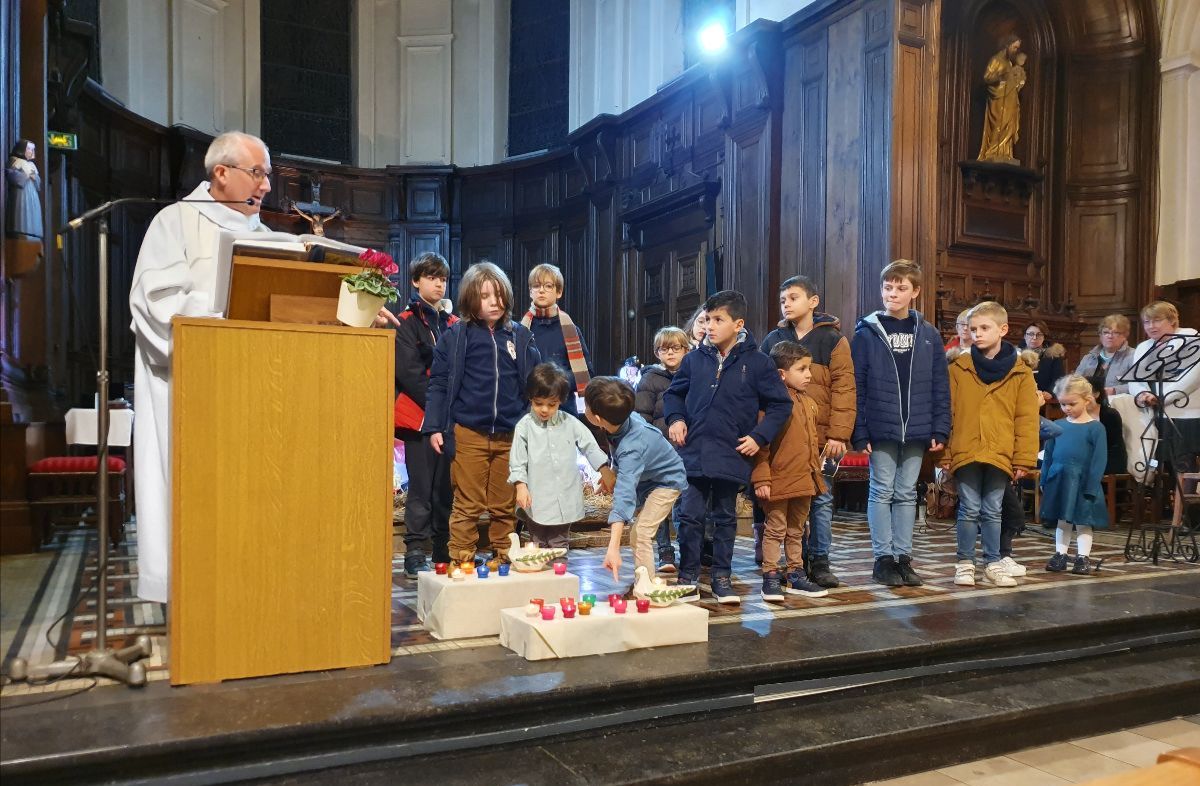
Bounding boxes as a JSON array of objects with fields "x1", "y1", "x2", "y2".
[{"x1": 855, "y1": 309, "x2": 927, "y2": 338}]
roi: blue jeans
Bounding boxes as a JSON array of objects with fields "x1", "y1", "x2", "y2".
[
  {"x1": 804, "y1": 468, "x2": 837, "y2": 558},
  {"x1": 678, "y1": 478, "x2": 739, "y2": 579},
  {"x1": 955, "y1": 463, "x2": 1006, "y2": 564},
  {"x1": 867, "y1": 441, "x2": 925, "y2": 559},
  {"x1": 653, "y1": 501, "x2": 679, "y2": 561}
]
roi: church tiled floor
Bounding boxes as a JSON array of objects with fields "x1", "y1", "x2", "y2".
[{"x1": 2, "y1": 513, "x2": 1197, "y2": 696}]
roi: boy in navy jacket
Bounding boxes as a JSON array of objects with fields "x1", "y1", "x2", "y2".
[
  {"x1": 849, "y1": 259, "x2": 951, "y2": 588},
  {"x1": 663, "y1": 291, "x2": 793, "y2": 604},
  {"x1": 424, "y1": 262, "x2": 542, "y2": 563}
]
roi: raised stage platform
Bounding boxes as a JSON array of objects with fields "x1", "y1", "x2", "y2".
[{"x1": 2, "y1": 515, "x2": 1198, "y2": 785}]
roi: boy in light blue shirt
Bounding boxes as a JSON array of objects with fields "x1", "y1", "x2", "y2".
[
  {"x1": 584, "y1": 377, "x2": 689, "y2": 584},
  {"x1": 509, "y1": 364, "x2": 615, "y2": 557}
]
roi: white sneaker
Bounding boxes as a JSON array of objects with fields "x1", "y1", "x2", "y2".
[
  {"x1": 995, "y1": 556, "x2": 1027, "y2": 577},
  {"x1": 954, "y1": 561, "x2": 976, "y2": 586},
  {"x1": 984, "y1": 562, "x2": 1018, "y2": 587}
]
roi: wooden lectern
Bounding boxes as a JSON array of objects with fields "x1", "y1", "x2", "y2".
[{"x1": 169, "y1": 255, "x2": 393, "y2": 685}]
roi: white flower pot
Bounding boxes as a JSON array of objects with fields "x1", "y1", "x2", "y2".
[{"x1": 337, "y1": 281, "x2": 387, "y2": 328}]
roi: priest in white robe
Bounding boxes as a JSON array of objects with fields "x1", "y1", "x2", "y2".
[{"x1": 128, "y1": 131, "x2": 276, "y2": 603}]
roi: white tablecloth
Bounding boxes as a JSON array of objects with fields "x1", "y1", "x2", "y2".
[
  {"x1": 416, "y1": 570, "x2": 580, "y2": 640},
  {"x1": 65, "y1": 408, "x2": 134, "y2": 447},
  {"x1": 499, "y1": 602, "x2": 709, "y2": 660}
]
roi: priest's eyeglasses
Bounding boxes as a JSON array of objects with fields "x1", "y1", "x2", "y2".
[{"x1": 225, "y1": 165, "x2": 272, "y2": 182}]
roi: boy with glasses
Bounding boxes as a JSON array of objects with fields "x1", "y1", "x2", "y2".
[{"x1": 635, "y1": 326, "x2": 692, "y2": 573}]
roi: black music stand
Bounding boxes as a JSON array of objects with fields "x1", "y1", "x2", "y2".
[{"x1": 1118, "y1": 333, "x2": 1200, "y2": 564}]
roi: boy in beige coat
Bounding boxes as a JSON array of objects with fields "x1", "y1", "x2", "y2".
[{"x1": 752, "y1": 341, "x2": 830, "y2": 601}]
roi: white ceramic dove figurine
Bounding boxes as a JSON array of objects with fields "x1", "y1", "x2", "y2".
[
  {"x1": 633, "y1": 565, "x2": 696, "y2": 606},
  {"x1": 507, "y1": 532, "x2": 567, "y2": 572}
]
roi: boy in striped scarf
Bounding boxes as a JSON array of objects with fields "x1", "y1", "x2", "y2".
[{"x1": 521, "y1": 263, "x2": 595, "y2": 418}]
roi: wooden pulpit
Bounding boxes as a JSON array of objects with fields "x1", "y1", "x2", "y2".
[{"x1": 169, "y1": 255, "x2": 393, "y2": 685}]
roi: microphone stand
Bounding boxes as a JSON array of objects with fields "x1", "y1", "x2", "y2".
[{"x1": 8, "y1": 195, "x2": 254, "y2": 688}]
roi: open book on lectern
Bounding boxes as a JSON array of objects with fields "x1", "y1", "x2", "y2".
[{"x1": 212, "y1": 230, "x2": 368, "y2": 313}]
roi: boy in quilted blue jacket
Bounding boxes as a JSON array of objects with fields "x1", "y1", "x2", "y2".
[
  {"x1": 663, "y1": 290, "x2": 793, "y2": 604},
  {"x1": 849, "y1": 260, "x2": 951, "y2": 588}
]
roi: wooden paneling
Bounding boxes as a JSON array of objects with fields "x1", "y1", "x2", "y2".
[{"x1": 933, "y1": 0, "x2": 1157, "y2": 353}]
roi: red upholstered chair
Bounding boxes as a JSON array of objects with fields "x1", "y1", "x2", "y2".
[{"x1": 26, "y1": 455, "x2": 127, "y2": 546}]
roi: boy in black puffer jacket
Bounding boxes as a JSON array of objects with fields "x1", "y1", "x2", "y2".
[
  {"x1": 634, "y1": 326, "x2": 691, "y2": 573},
  {"x1": 394, "y1": 252, "x2": 457, "y2": 577}
]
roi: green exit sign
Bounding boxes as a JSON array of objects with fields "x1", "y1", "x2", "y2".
[{"x1": 47, "y1": 131, "x2": 77, "y2": 150}]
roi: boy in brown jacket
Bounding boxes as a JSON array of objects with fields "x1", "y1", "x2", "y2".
[
  {"x1": 760, "y1": 275, "x2": 856, "y2": 587},
  {"x1": 944, "y1": 301, "x2": 1039, "y2": 589},
  {"x1": 752, "y1": 342, "x2": 831, "y2": 601}
]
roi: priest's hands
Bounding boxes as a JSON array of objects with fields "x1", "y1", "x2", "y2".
[{"x1": 373, "y1": 307, "x2": 400, "y2": 327}]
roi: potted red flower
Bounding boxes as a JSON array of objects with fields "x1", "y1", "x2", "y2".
[{"x1": 337, "y1": 249, "x2": 400, "y2": 327}]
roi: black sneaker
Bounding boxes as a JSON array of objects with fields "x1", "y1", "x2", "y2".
[
  {"x1": 895, "y1": 554, "x2": 923, "y2": 587},
  {"x1": 1046, "y1": 552, "x2": 1069, "y2": 572},
  {"x1": 710, "y1": 575, "x2": 740, "y2": 604},
  {"x1": 761, "y1": 571, "x2": 785, "y2": 602},
  {"x1": 807, "y1": 555, "x2": 841, "y2": 588},
  {"x1": 784, "y1": 571, "x2": 829, "y2": 598},
  {"x1": 872, "y1": 556, "x2": 904, "y2": 587},
  {"x1": 403, "y1": 551, "x2": 428, "y2": 578},
  {"x1": 1070, "y1": 555, "x2": 1094, "y2": 576}
]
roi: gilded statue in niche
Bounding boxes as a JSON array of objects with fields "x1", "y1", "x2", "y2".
[{"x1": 978, "y1": 35, "x2": 1027, "y2": 165}]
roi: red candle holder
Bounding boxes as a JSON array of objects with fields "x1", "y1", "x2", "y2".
[
  {"x1": 613, "y1": 599, "x2": 628, "y2": 614},
  {"x1": 433, "y1": 563, "x2": 449, "y2": 575},
  {"x1": 553, "y1": 562, "x2": 568, "y2": 575},
  {"x1": 608, "y1": 593, "x2": 621, "y2": 606},
  {"x1": 540, "y1": 606, "x2": 556, "y2": 621},
  {"x1": 562, "y1": 605, "x2": 576, "y2": 618},
  {"x1": 636, "y1": 599, "x2": 650, "y2": 613},
  {"x1": 530, "y1": 598, "x2": 545, "y2": 609}
]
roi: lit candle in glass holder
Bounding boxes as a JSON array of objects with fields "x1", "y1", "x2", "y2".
[
  {"x1": 562, "y1": 605, "x2": 576, "y2": 618},
  {"x1": 636, "y1": 599, "x2": 650, "y2": 613},
  {"x1": 613, "y1": 599, "x2": 627, "y2": 614},
  {"x1": 476, "y1": 565, "x2": 490, "y2": 579},
  {"x1": 434, "y1": 563, "x2": 449, "y2": 575},
  {"x1": 540, "y1": 606, "x2": 556, "y2": 621},
  {"x1": 578, "y1": 602, "x2": 593, "y2": 616},
  {"x1": 498, "y1": 563, "x2": 510, "y2": 576},
  {"x1": 553, "y1": 562, "x2": 568, "y2": 575},
  {"x1": 582, "y1": 594, "x2": 597, "y2": 605}
]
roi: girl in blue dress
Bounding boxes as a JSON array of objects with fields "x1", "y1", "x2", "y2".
[{"x1": 1040, "y1": 375, "x2": 1108, "y2": 575}]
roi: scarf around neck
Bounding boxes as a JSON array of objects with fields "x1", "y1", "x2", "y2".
[
  {"x1": 971, "y1": 341, "x2": 1017, "y2": 385},
  {"x1": 520, "y1": 304, "x2": 591, "y2": 394}
]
